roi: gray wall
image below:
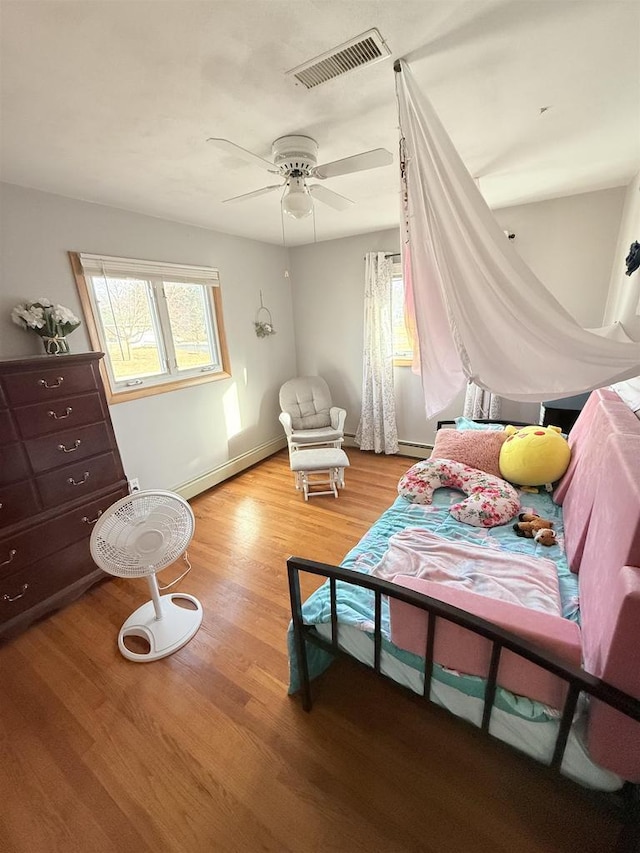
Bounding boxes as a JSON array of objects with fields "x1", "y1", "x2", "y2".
[
  {"x1": 290, "y1": 187, "x2": 626, "y2": 446},
  {"x1": 604, "y1": 170, "x2": 640, "y2": 339},
  {"x1": 0, "y1": 183, "x2": 296, "y2": 491},
  {"x1": 495, "y1": 186, "x2": 625, "y2": 328},
  {"x1": 288, "y1": 228, "x2": 467, "y2": 447},
  {"x1": 0, "y1": 181, "x2": 626, "y2": 485}
]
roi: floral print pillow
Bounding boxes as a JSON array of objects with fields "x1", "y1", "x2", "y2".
[{"x1": 398, "y1": 458, "x2": 520, "y2": 528}]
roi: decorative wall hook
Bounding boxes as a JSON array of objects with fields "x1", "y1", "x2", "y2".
[{"x1": 254, "y1": 290, "x2": 276, "y2": 338}]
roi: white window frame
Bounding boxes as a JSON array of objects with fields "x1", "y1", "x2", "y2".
[
  {"x1": 391, "y1": 259, "x2": 414, "y2": 365},
  {"x1": 70, "y1": 252, "x2": 231, "y2": 404}
]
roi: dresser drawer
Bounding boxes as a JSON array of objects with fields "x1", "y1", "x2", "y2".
[
  {"x1": 3, "y1": 362, "x2": 99, "y2": 406},
  {"x1": 0, "y1": 443, "x2": 30, "y2": 486},
  {"x1": 0, "y1": 480, "x2": 40, "y2": 530},
  {"x1": 25, "y1": 422, "x2": 112, "y2": 474},
  {"x1": 0, "y1": 486, "x2": 128, "y2": 579},
  {"x1": 36, "y1": 452, "x2": 122, "y2": 510},
  {"x1": 14, "y1": 392, "x2": 106, "y2": 439},
  {"x1": 0, "y1": 409, "x2": 17, "y2": 443},
  {"x1": 0, "y1": 536, "x2": 100, "y2": 625}
]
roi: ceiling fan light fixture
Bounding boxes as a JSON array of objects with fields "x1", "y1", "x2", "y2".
[{"x1": 282, "y1": 177, "x2": 313, "y2": 219}]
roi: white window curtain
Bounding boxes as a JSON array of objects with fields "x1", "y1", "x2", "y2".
[
  {"x1": 355, "y1": 253, "x2": 399, "y2": 454},
  {"x1": 463, "y1": 383, "x2": 502, "y2": 420}
]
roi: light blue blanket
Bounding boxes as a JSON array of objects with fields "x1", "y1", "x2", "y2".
[{"x1": 287, "y1": 486, "x2": 579, "y2": 723}]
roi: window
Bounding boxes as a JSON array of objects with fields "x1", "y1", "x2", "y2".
[
  {"x1": 70, "y1": 252, "x2": 230, "y2": 403},
  {"x1": 391, "y1": 260, "x2": 414, "y2": 365}
]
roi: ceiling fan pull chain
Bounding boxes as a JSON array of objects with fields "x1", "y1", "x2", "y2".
[{"x1": 280, "y1": 195, "x2": 286, "y2": 247}]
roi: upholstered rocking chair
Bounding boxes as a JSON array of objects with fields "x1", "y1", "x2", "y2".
[{"x1": 278, "y1": 376, "x2": 346, "y2": 452}]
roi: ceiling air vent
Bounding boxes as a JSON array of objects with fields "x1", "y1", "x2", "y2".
[{"x1": 286, "y1": 28, "x2": 391, "y2": 90}]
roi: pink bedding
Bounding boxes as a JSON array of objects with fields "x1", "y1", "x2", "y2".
[
  {"x1": 371, "y1": 528, "x2": 561, "y2": 615},
  {"x1": 389, "y1": 575, "x2": 581, "y2": 709}
]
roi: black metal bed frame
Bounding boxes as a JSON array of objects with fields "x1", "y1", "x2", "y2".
[
  {"x1": 287, "y1": 415, "x2": 640, "y2": 848},
  {"x1": 287, "y1": 557, "x2": 640, "y2": 851}
]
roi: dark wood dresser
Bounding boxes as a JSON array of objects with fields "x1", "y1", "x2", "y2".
[{"x1": 0, "y1": 352, "x2": 128, "y2": 639}]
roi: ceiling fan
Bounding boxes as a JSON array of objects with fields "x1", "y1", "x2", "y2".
[{"x1": 208, "y1": 135, "x2": 393, "y2": 219}]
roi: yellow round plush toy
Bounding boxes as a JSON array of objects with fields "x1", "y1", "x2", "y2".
[{"x1": 499, "y1": 425, "x2": 571, "y2": 487}]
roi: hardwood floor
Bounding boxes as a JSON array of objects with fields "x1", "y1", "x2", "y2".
[{"x1": 0, "y1": 448, "x2": 623, "y2": 852}]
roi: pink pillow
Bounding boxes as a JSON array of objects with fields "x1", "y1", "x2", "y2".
[{"x1": 430, "y1": 429, "x2": 508, "y2": 479}]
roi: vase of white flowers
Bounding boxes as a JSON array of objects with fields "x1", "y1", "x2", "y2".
[
  {"x1": 11, "y1": 299, "x2": 81, "y2": 355},
  {"x1": 41, "y1": 335, "x2": 71, "y2": 355}
]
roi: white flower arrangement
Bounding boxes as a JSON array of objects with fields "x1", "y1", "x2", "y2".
[
  {"x1": 254, "y1": 320, "x2": 276, "y2": 338},
  {"x1": 11, "y1": 299, "x2": 81, "y2": 338}
]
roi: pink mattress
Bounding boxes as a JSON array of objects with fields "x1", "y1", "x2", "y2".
[
  {"x1": 579, "y1": 432, "x2": 640, "y2": 781},
  {"x1": 554, "y1": 389, "x2": 640, "y2": 573}
]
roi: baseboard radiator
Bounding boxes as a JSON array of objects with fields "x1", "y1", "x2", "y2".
[
  {"x1": 343, "y1": 433, "x2": 432, "y2": 459},
  {"x1": 175, "y1": 436, "x2": 288, "y2": 500},
  {"x1": 176, "y1": 433, "x2": 429, "y2": 500}
]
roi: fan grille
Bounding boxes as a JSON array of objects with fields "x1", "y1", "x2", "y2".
[{"x1": 90, "y1": 491, "x2": 195, "y2": 578}]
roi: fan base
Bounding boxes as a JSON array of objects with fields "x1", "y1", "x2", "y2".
[{"x1": 118, "y1": 594, "x2": 203, "y2": 662}]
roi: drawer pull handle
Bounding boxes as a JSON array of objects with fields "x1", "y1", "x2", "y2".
[
  {"x1": 2, "y1": 583, "x2": 29, "y2": 603},
  {"x1": 58, "y1": 440, "x2": 82, "y2": 453},
  {"x1": 39, "y1": 376, "x2": 64, "y2": 389},
  {"x1": 48, "y1": 407, "x2": 73, "y2": 420},
  {"x1": 82, "y1": 510, "x2": 103, "y2": 525},
  {"x1": 68, "y1": 472, "x2": 90, "y2": 486},
  {"x1": 1, "y1": 549, "x2": 17, "y2": 567}
]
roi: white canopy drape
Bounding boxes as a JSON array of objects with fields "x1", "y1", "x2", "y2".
[{"x1": 395, "y1": 59, "x2": 640, "y2": 419}]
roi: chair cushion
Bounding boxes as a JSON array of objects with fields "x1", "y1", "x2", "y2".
[
  {"x1": 290, "y1": 448, "x2": 350, "y2": 472},
  {"x1": 290, "y1": 427, "x2": 343, "y2": 445},
  {"x1": 279, "y1": 377, "x2": 332, "y2": 430}
]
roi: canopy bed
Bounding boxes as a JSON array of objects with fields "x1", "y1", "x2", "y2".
[
  {"x1": 287, "y1": 392, "x2": 640, "y2": 849},
  {"x1": 287, "y1": 58, "x2": 640, "y2": 850}
]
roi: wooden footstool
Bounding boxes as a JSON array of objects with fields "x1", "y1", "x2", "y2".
[{"x1": 289, "y1": 447, "x2": 350, "y2": 500}]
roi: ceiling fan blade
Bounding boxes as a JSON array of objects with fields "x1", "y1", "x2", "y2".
[
  {"x1": 207, "y1": 138, "x2": 277, "y2": 172},
  {"x1": 309, "y1": 184, "x2": 354, "y2": 211},
  {"x1": 222, "y1": 184, "x2": 283, "y2": 204},
  {"x1": 313, "y1": 148, "x2": 393, "y2": 180}
]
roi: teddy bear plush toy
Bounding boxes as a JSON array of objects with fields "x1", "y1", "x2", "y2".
[
  {"x1": 533, "y1": 527, "x2": 557, "y2": 546},
  {"x1": 513, "y1": 512, "x2": 557, "y2": 546}
]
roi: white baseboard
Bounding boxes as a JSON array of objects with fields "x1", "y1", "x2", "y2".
[
  {"x1": 177, "y1": 433, "x2": 429, "y2": 500},
  {"x1": 175, "y1": 436, "x2": 287, "y2": 500},
  {"x1": 343, "y1": 433, "x2": 431, "y2": 459},
  {"x1": 396, "y1": 441, "x2": 432, "y2": 459}
]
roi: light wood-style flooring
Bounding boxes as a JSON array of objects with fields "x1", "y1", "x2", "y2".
[{"x1": 0, "y1": 449, "x2": 623, "y2": 852}]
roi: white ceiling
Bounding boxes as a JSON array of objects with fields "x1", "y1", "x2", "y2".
[{"x1": 1, "y1": 1, "x2": 639, "y2": 247}]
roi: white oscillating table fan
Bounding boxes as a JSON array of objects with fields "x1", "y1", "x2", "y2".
[{"x1": 90, "y1": 490, "x2": 203, "y2": 662}]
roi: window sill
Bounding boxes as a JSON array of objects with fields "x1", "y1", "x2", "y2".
[
  {"x1": 393, "y1": 358, "x2": 414, "y2": 367},
  {"x1": 105, "y1": 369, "x2": 232, "y2": 404}
]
